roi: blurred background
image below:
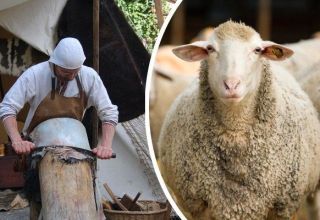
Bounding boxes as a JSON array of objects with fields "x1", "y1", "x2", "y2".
[{"x1": 163, "y1": 0, "x2": 320, "y2": 44}]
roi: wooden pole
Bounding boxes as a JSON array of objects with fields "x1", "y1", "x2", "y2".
[
  {"x1": 39, "y1": 151, "x2": 98, "y2": 219},
  {"x1": 154, "y1": 0, "x2": 164, "y2": 29},
  {"x1": 92, "y1": 0, "x2": 100, "y2": 148},
  {"x1": 258, "y1": 0, "x2": 271, "y2": 40},
  {"x1": 170, "y1": 2, "x2": 185, "y2": 44}
]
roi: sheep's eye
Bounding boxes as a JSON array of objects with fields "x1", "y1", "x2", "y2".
[
  {"x1": 206, "y1": 45, "x2": 215, "y2": 53},
  {"x1": 254, "y1": 47, "x2": 262, "y2": 54}
]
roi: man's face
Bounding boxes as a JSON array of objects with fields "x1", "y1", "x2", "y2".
[{"x1": 54, "y1": 65, "x2": 80, "y2": 81}]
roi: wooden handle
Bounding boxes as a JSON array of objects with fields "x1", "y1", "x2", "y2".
[
  {"x1": 103, "y1": 182, "x2": 128, "y2": 211},
  {"x1": 34, "y1": 146, "x2": 116, "y2": 159}
]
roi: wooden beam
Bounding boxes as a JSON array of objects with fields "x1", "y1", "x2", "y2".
[
  {"x1": 258, "y1": 0, "x2": 272, "y2": 40},
  {"x1": 170, "y1": 2, "x2": 185, "y2": 44},
  {"x1": 154, "y1": 0, "x2": 164, "y2": 29},
  {"x1": 92, "y1": 0, "x2": 100, "y2": 148}
]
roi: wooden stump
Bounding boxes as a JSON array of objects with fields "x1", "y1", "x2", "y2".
[{"x1": 39, "y1": 151, "x2": 98, "y2": 220}]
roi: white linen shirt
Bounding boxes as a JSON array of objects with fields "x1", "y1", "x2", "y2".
[{"x1": 0, "y1": 61, "x2": 118, "y2": 132}]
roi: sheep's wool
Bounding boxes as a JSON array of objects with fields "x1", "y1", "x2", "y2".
[
  {"x1": 159, "y1": 23, "x2": 320, "y2": 220},
  {"x1": 215, "y1": 20, "x2": 255, "y2": 41}
]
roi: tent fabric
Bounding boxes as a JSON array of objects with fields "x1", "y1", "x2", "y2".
[
  {"x1": 0, "y1": 0, "x2": 68, "y2": 55},
  {"x1": 0, "y1": 0, "x2": 29, "y2": 11},
  {"x1": 122, "y1": 114, "x2": 166, "y2": 201},
  {"x1": 97, "y1": 123, "x2": 160, "y2": 200}
]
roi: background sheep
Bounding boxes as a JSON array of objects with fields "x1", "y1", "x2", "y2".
[
  {"x1": 300, "y1": 61, "x2": 320, "y2": 114},
  {"x1": 312, "y1": 32, "x2": 320, "y2": 39},
  {"x1": 281, "y1": 38, "x2": 320, "y2": 79},
  {"x1": 149, "y1": 65, "x2": 196, "y2": 157},
  {"x1": 158, "y1": 21, "x2": 320, "y2": 220}
]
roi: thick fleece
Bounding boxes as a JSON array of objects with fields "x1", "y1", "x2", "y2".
[
  {"x1": 300, "y1": 61, "x2": 320, "y2": 115},
  {"x1": 159, "y1": 60, "x2": 320, "y2": 219}
]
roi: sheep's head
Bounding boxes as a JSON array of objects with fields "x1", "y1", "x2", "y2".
[{"x1": 172, "y1": 21, "x2": 293, "y2": 104}]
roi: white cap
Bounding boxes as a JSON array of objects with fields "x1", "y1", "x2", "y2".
[{"x1": 49, "y1": 37, "x2": 86, "y2": 69}]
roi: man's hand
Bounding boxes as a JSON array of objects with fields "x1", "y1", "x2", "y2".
[
  {"x1": 2, "y1": 116, "x2": 35, "y2": 155},
  {"x1": 12, "y1": 140, "x2": 35, "y2": 154},
  {"x1": 92, "y1": 123, "x2": 116, "y2": 159},
  {"x1": 92, "y1": 145, "x2": 113, "y2": 159}
]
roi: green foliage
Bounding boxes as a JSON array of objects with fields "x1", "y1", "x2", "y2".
[{"x1": 115, "y1": 0, "x2": 170, "y2": 52}]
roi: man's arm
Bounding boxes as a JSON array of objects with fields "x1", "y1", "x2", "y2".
[
  {"x1": 2, "y1": 116, "x2": 35, "y2": 154},
  {"x1": 92, "y1": 123, "x2": 115, "y2": 159},
  {"x1": 84, "y1": 68, "x2": 119, "y2": 126},
  {"x1": 83, "y1": 69, "x2": 119, "y2": 159},
  {"x1": 0, "y1": 68, "x2": 36, "y2": 155}
]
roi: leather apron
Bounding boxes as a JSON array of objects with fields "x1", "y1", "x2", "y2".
[{"x1": 27, "y1": 75, "x2": 87, "y2": 134}]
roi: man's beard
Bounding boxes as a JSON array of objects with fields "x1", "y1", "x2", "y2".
[{"x1": 57, "y1": 74, "x2": 76, "y2": 81}]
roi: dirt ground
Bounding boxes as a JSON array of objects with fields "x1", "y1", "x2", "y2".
[{"x1": 0, "y1": 208, "x2": 29, "y2": 220}]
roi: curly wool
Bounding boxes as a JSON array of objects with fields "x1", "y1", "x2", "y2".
[
  {"x1": 159, "y1": 60, "x2": 320, "y2": 220},
  {"x1": 214, "y1": 20, "x2": 255, "y2": 41}
]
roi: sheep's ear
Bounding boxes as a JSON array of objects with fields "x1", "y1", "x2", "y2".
[
  {"x1": 172, "y1": 41, "x2": 215, "y2": 62},
  {"x1": 261, "y1": 41, "x2": 294, "y2": 61}
]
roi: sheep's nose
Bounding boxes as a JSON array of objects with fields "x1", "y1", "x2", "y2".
[{"x1": 223, "y1": 79, "x2": 241, "y2": 91}]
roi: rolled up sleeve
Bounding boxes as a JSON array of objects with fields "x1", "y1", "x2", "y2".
[
  {"x1": 86, "y1": 72, "x2": 119, "y2": 126},
  {"x1": 0, "y1": 69, "x2": 36, "y2": 121}
]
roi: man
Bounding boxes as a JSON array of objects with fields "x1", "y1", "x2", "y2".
[{"x1": 0, "y1": 37, "x2": 118, "y2": 159}]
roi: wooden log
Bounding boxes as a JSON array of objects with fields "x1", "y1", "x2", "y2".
[{"x1": 39, "y1": 150, "x2": 98, "y2": 220}]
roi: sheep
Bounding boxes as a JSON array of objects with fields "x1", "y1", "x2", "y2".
[
  {"x1": 154, "y1": 45, "x2": 201, "y2": 77},
  {"x1": 158, "y1": 20, "x2": 320, "y2": 220},
  {"x1": 281, "y1": 38, "x2": 320, "y2": 79},
  {"x1": 312, "y1": 32, "x2": 320, "y2": 39},
  {"x1": 154, "y1": 28, "x2": 214, "y2": 78},
  {"x1": 190, "y1": 27, "x2": 215, "y2": 42},
  {"x1": 149, "y1": 47, "x2": 199, "y2": 157},
  {"x1": 300, "y1": 61, "x2": 320, "y2": 115},
  {"x1": 149, "y1": 65, "x2": 196, "y2": 157},
  {"x1": 149, "y1": 44, "x2": 204, "y2": 148},
  {"x1": 150, "y1": 28, "x2": 320, "y2": 158}
]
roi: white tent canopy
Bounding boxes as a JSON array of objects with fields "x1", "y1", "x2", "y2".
[
  {"x1": 0, "y1": 0, "x2": 29, "y2": 11},
  {"x1": 0, "y1": 0, "x2": 67, "y2": 55},
  {"x1": 98, "y1": 124, "x2": 160, "y2": 200}
]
